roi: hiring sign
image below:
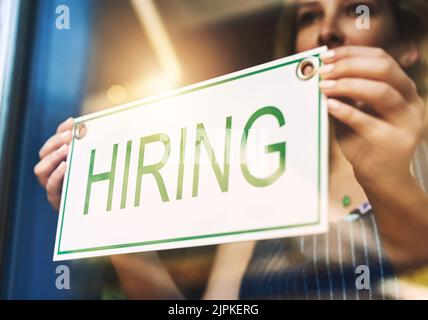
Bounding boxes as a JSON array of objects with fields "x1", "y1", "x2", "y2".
[{"x1": 53, "y1": 46, "x2": 328, "y2": 261}]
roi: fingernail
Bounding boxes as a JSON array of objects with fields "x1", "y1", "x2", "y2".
[
  {"x1": 327, "y1": 99, "x2": 341, "y2": 110},
  {"x1": 60, "y1": 130, "x2": 71, "y2": 140},
  {"x1": 320, "y1": 50, "x2": 335, "y2": 61},
  {"x1": 60, "y1": 161, "x2": 67, "y2": 169},
  {"x1": 320, "y1": 80, "x2": 336, "y2": 89},
  {"x1": 318, "y1": 64, "x2": 334, "y2": 75},
  {"x1": 57, "y1": 144, "x2": 68, "y2": 154}
]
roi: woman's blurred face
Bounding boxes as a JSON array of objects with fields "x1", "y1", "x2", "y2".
[{"x1": 295, "y1": 0, "x2": 398, "y2": 53}]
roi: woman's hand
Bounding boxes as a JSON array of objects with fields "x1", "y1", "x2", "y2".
[
  {"x1": 320, "y1": 46, "x2": 428, "y2": 268},
  {"x1": 319, "y1": 46, "x2": 426, "y2": 188},
  {"x1": 34, "y1": 117, "x2": 74, "y2": 211}
]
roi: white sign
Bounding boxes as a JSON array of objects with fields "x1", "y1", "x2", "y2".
[{"x1": 53, "y1": 46, "x2": 329, "y2": 261}]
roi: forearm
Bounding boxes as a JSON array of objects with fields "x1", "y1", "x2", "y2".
[
  {"x1": 358, "y1": 171, "x2": 428, "y2": 271},
  {"x1": 110, "y1": 253, "x2": 184, "y2": 299}
]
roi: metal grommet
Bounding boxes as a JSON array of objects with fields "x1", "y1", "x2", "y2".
[
  {"x1": 296, "y1": 57, "x2": 319, "y2": 81},
  {"x1": 75, "y1": 123, "x2": 87, "y2": 140}
]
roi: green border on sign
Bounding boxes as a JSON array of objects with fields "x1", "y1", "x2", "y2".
[{"x1": 57, "y1": 54, "x2": 324, "y2": 255}]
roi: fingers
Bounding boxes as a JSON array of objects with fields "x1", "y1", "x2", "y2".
[
  {"x1": 56, "y1": 117, "x2": 74, "y2": 134},
  {"x1": 39, "y1": 117, "x2": 74, "y2": 159},
  {"x1": 34, "y1": 143, "x2": 69, "y2": 187},
  {"x1": 35, "y1": 117, "x2": 73, "y2": 212},
  {"x1": 320, "y1": 78, "x2": 408, "y2": 125},
  {"x1": 39, "y1": 130, "x2": 73, "y2": 159},
  {"x1": 326, "y1": 98, "x2": 392, "y2": 143},
  {"x1": 321, "y1": 46, "x2": 391, "y2": 63},
  {"x1": 46, "y1": 161, "x2": 67, "y2": 211},
  {"x1": 319, "y1": 56, "x2": 417, "y2": 102}
]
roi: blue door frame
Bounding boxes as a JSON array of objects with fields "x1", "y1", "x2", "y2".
[{"x1": 1, "y1": 0, "x2": 105, "y2": 299}]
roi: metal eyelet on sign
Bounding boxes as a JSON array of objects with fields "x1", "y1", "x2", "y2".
[
  {"x1": 75, "y1": 123, "x2": 87, "y2": 140},
  {"x1": 296, "y1": 57, "x2": 320, "y2": 81}
]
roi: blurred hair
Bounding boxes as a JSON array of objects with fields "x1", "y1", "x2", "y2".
[{"x1": 275, "y1": 0, "x2": 428, "y2": 99}]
